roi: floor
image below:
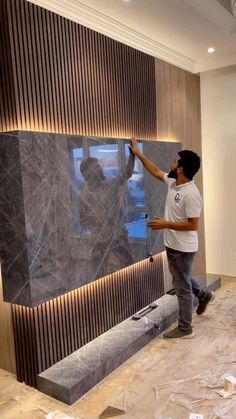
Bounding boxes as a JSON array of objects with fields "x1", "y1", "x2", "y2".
[{"x1": 1, "y1": 277, "x2": 236, "y2": 419}]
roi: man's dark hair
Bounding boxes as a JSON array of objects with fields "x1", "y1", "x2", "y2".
[
  {"x1": 80, "y1": 157, "x2": 99, "y2": 177},
  {"x1": 178, "y1": 150, "x2": 201, "y2": 180}
]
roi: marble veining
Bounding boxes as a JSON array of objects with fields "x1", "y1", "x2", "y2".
[{"x1": 0, "y1": 131, "x2": 181, "y2": 306}]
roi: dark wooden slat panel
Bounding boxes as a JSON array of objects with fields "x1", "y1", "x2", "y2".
[
  {"x1": 68, "y1": 293, "x2": 76, "y2": 353},
  {"x1": 90, "y1": 31, "x2": 100, "y2": 137},
  {"x1": 57, "y1": 16, "x2": 69, "y2": 134},
  {"x1": 1, "y1": 0, "x2": 156, "y2": 137},
  {"x1": 27, "y1": 1, "x2": 43, "y2": 130},
  {"x1": 52, "y1": 299, "x2": 61, "y2": 362},
  {"x1": 0, "y1": 2, "x2": 7, "y2": 131},
  {"x1": 33, "y1": 306, "x2": 42, "y2": 374},
  {"x1": 12, "y1": 255, "x2": 164, "y2": 386},
  {"x1": 46, "y1": 300, "x2": 56, "y2": 365},
  {"x1": 67, "y1": 22, "x2": 77, "y2": 135},
  {"x1": 63, "y1": 18, "x2": 73, "y2": 135},
  {"x1": 63, "y1": 295, "x2": 70, "y2": 356},
  {"x1": 85, "y1": 30, "x2": 95, "y2": 136},
  {"x1": 11, "y1": 306, "x2": 22, "y2": 382},
  {"x1": 74, "y1": 25, "x2": 85, "y2": 135},
  {"x1": 74, "y1": 290, "x2": 81, "y2": 348},
  {"x1": 45, "y1": 11, "x2": 59, "y2": 133},
  {"x1": 22, "y1": 0, "x2": 37, "y2": 129},
  {"x1": 0, "y1": 0, "x2": 17, "y2": 131},
  {"x1": 53, "y1": 13, "x2": 65, "y2": 134},
  {"x1": 41, "y1": 8, "x2": 54, "y2": 132},
  {"x1": 16, "y1": 0, "x2": 30, "y2": 128},
  {"x1": 96, "y1": 33, "x2": 106, "y2": 136},
  {"x1": 5, "y1": 0, "x2": 22, "y2": 129}
]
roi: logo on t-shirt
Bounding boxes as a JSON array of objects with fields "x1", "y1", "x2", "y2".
[{"x1": 174, "y1": 193, "x2": 180, "y2": 203}]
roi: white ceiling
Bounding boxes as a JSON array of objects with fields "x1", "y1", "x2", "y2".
[{"x1": 27, "y1": 0, "x2": 236, "y2": 73}]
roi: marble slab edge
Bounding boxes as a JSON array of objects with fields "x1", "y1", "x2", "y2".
[{"x1": 37, "y1": 275, "x2": 221, "y2": 405}]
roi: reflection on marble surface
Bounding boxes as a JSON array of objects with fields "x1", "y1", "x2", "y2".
[{"x1": 0, "y1": 131, "x2": 181, "y2": 307}]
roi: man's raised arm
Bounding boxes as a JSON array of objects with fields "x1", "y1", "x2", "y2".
[{"x1": 129, "y1": 137, "x2": 165, "y2": 182}]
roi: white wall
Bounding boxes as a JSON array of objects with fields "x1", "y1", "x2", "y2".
[{"x1": 201, "y1": 66, "x2": 236, "y2": 277}]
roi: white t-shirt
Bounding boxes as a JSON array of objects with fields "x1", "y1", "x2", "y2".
[{"x1": 163, "y1": 173, "x2": 202, "y2": 252}]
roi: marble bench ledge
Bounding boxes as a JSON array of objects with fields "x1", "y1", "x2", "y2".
[{"x1": 37, "y1": 274, "x2": 221, "y2": 405}]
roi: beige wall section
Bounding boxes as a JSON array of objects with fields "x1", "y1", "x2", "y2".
[
  {"x1": 0, "y1": 266, "x2": 16, "y2": 373},
  {"x1": 201, "y1": 66, "x2": 236, "y2": 277},
  {"x1": 155, "y1": 58, "x2": 206, "y2": 275}
]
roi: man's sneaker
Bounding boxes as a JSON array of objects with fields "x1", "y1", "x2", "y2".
[
  {"x1": 196, "y1": 291, "x2": 215, "y2": 315},
  {"x1": 163, "y1": 327, "x2": 194, "y2": 340}
]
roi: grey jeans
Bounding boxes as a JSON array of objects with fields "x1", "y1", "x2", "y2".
[{"x1": 166, "y1": 247, "x2": 207, "y2": 331}]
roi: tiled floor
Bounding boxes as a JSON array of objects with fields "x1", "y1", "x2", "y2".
[{"x1": 1, "y1": 277, "x2": 236, "y2": 419}]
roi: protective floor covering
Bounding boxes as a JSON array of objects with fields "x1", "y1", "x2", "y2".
[{"x1": 1, "y1": 277, "x2": 236, "y2": 419}]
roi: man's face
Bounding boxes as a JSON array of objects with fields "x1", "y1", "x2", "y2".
[
  {"x1": 88, "y1": 162, "x2": 105, "y2": 183},
  {"x1": 168, "y1": 157, "x2": 180, "y2": 179}
]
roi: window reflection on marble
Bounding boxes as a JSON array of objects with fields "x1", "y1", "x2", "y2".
[
  {"x1": 71, "y1": 140, "x2": 147, "y2": 244},
  {"x1": 71, "y1": 139, "x2": 134, "y2": 279}
]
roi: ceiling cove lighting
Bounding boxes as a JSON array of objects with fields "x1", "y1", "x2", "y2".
[{"x1": 208, "y1": 47, "x2": 215, "y2": 53}]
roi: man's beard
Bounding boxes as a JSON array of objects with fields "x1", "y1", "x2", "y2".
[{"x1": 168, "y1": 168, "x2": 177, "y2": 179}]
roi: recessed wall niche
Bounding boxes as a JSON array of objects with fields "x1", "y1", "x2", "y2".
[{"x1": 0, "y1": 131, "x2": 181, "y2": 307}]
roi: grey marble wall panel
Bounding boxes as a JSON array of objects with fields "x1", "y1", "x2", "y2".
[
  {"x1": 0, "y1": 133, "x2": 31, "y2": 305},
  {"x1": 0, "y1": 131, "x2": 181, "y2": 307}
]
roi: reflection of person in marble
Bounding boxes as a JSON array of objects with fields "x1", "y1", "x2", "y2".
[
  {"x1": 78, "y1": 150, "x2": 135, "y2": 278},
  {"x1": 130, "y1": 137, "x2": 214, "y2": 341}
]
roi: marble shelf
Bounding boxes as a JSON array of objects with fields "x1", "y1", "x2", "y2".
[{"x1": 37, "y1": 275, "x2": 221, "y2": 405}]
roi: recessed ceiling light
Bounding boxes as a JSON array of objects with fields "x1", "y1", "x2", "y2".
[{"x1": 208, "y1": 47, "x2": 215, "y2": 53}]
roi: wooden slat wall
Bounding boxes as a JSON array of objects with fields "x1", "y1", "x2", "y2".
[
  {"x1": 12, "y1": 255, "x2": 164, "y2": 387},
  {"x1": 155, "y1": 59, "x2": 206, "y2": 274},
  {"x1": 0, "y1": 0, "x2": 156, "y2": 138}
]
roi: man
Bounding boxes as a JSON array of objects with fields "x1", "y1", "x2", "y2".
[{"x1": 129, "y1": 137, "x2": 214, "y2": 340}]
